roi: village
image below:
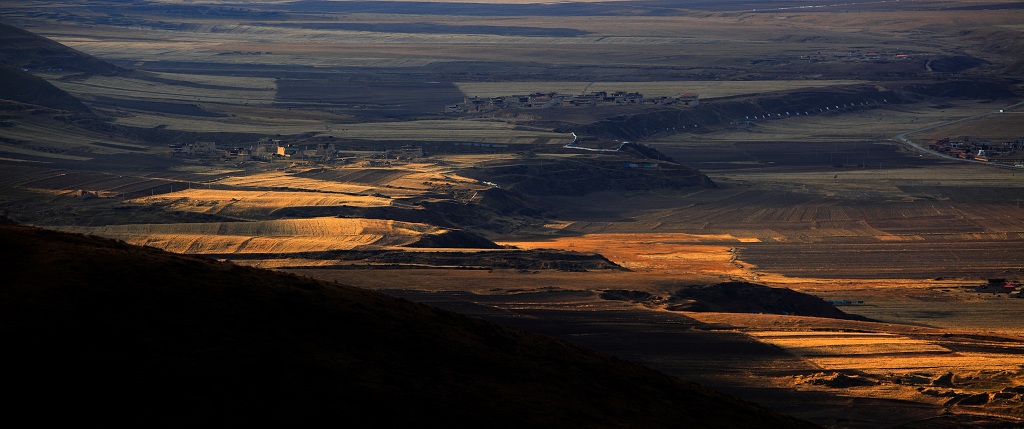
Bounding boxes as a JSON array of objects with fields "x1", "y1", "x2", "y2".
[
  {"x1": 445, "y1": 90, "x2": 699, "y2": 114},
  {"x1": 971, "y1": 279, "x2": 1024, "y2": 297},
  {"x1": 927, "y1": 137, "x2": 1024, "y2": 167},
  {"x1": 168, "y1": 138, "x2": 426, "y2": 166}
]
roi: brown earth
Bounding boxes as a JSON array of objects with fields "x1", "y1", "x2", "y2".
[{"x1": 3, "y1": 4, "x2": 1024, "y2": 428}]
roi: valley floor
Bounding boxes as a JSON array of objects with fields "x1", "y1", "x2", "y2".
[{"x1": 288, "y1": 267, "x2": 1024, "y2": 428}]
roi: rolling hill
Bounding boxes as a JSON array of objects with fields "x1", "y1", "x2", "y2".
[
  {"x1": 0, "y1": 63, "x2": 92, "y2": 114},
  {"x1": 0, "y1": 221, "x2": 817, "y2": 428},
  {"x1": 0, "y1": 22, "x2": 123, "y2": 76}
]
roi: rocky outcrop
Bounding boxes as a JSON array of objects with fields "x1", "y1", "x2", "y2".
[
  {"x1": 666, "y1": 281, "x2": 872, "y2": 321},
  {"x1": 407, "y1": 229, "x2": 503, "y2": 249}
]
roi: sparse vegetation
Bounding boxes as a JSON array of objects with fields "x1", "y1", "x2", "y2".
[
  {"x1": 2, "y1": 1, "x2": 1023, "y2": 427},
  {"x1": 1, "y1": 222, "x2": 815, "y2": 428}
]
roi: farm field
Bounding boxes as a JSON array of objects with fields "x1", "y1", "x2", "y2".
[
  {"x1": 93, "y1": 105, "x2": 572, "y2": 145},
  {"x1": 0, "y1": 110, "x2": 156, "y2": 161},
  {"x1": 54, "y1": 217, "x2": 441, "y2": 253},
  {"x1": 46, "y1": 73, "x2": 278, "y2": 107},
  {"x1": 131, "y1": 189, "x2": 396, "y2": 217},
  {"x1": 455, "y1": 80, "x2": 866, "y2": 99},
  {"x1": 656, "y1": 100, "x2": 1015, "y2": 144},
  {"x1": 912, "y1": 108, "x2": 1024, "y2": 142}
]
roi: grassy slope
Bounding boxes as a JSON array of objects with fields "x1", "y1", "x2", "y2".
[
  {"x1": 0, "y1": 22, "x2": 123, "y2": 75},
  {"x1": 0, "y1": 222, "x2": 817, "y2": 428},
  {"x1": 0, "y1": 64, "x2": 93, "y2": 114}
]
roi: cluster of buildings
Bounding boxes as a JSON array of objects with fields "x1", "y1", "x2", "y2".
[
  {"x1": 169, "y1": 138, "x2": 429, "y2": 164},
  {"x1": 927, "y1": 137, "x2": 1024, "y2": 166},
  {"x1": 446, "y1": 91, "x2": 699, "y2": 114},
  {"x1": 974, "y1": 279, "x2": 1022, "y2": 296},
  {"x1": 169, "y1": 138, "x2": 339, "y2": 162}
]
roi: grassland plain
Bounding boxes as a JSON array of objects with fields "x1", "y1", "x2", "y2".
[{"x1": 913, "y1": 110, "x2": 1024, "y2": 142}]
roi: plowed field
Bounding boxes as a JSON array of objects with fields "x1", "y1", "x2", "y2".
[{"x1": 56, "y1": 217, "x2": 438, "y2": 253}]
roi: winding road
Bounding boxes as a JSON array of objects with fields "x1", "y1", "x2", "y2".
[
  {"x1": 562, "y1": 132, "x2": 631, "y2": 152},
  {"x1": 893, "y1": 99, "x2": 1024, "y2": 168}
]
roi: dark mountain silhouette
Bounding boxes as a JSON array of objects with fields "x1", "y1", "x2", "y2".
[{"x1": 0, "y1": 222, "x2": 818, "y2": 428}]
